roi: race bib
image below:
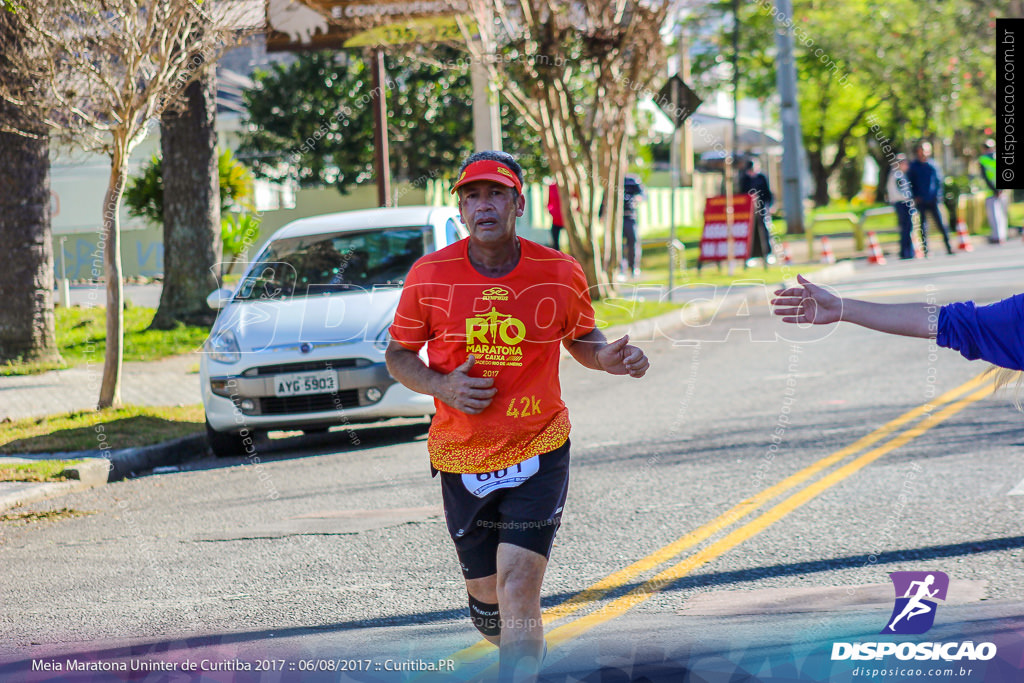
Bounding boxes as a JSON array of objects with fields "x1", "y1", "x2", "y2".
[{"x1": 462, "y1": 456, "x2": 540, "y2": 498}]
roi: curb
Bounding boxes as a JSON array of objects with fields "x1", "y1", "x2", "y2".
[
  {"x1": 0, "y1": 458, "x2": 110, "y2": 514},
  {"x1": 0, "y1": 434, "x2": 207, "y2": 514}
]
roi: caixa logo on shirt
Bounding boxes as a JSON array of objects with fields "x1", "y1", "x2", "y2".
[{"x1": 831, "y1": 571, "x2": 997, "y2": 662}]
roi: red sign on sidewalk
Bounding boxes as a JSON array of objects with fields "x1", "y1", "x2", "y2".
[{"x1": 698, "y1": 195, "x2": 754, "y2": 263}]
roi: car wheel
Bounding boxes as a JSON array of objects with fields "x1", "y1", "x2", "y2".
[{"x1": 205, "y1": 419, "x2": 251, "y2": 458}]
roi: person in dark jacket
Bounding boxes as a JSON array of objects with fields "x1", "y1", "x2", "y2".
[
  {"x1": 906, "y1": 142, "x2": 954, "y2": 256},
  {"x1": 621, "y1": 175, "x2": 645, "y2": 278},
  {"x1": 887, "y1": 155, "x2": 916, "y2": 260},
  {"x1": 740, "y1": 159, "x2": 776, "y2": 265}
]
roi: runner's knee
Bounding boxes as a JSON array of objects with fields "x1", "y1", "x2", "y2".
[{"x1": 468, "y1": 593, "x2": 501, "y2": 637}]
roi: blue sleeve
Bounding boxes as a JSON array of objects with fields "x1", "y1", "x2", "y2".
[{"x1": 936, "y1": 294, "x2": 1024, "y2": 370}]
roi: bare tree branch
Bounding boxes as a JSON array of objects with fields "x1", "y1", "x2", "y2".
[
  {"x1": 459, "y1": 0, "x2": 670, "y2": 296},
  {"x1": 0, "y1": 0, "x2": 256, "y2": 407}
]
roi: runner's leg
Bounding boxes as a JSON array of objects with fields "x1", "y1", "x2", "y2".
[
  {"x1": 466, "y1": 574, "x2": 501, "y2": 646},
  {"x1": 496, "y1": 543, "x2": 547, "y2": 683},
  {"x1": 440, "y1": 472, "x2": 503, "y2": 645}
]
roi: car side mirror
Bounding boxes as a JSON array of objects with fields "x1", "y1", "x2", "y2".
[{"x1": 206, "y1": 287, "x2": 234, "y2": 310}]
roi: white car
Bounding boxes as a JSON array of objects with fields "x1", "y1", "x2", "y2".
[{"x1": 200, "y1": 205, "x2": 466, "y2": 457}]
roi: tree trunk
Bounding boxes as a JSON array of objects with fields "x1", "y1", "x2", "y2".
[
  {"x1": 807, "y1": 150, "x2": 831, "y2": 207},
  {"x1": 150, "y1": 70, "x2": 221, "y2": 330},
  {"x1": 0, "y1": 127, "x2": 61, "y2": 364},
  {"x1": 98, "y1": 143, "x2": 128, "y2": 409}
]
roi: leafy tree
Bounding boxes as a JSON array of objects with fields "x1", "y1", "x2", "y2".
[
  {"x1": 240, "y1": 51, "x2": 375, "y2": 193},
  {"x1": 237, "y1": 48, "x2": 548, "y2": 194},
  {"x1": 691, "y1": 0, "x2": 1002, "y2": 207},
  {"x1": 125, "y1": 148, "x2": 255, "y2": 224},
  {"x1": 221, "y1": 211, "x2": 261, "y2": 275}
]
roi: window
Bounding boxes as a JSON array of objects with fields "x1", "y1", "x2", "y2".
[{"x1": 235, "y1": 226, "x2": 431, "y2": 300}]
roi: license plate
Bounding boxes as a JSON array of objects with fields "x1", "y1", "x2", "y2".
[{"x1": 273, "y1": 370, "x2": 337, "y2": 397}]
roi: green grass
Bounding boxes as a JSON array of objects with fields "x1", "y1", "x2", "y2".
[
  {"x1": 1, "y1": 306, "x2": 210, "y2": 376},
  {"x1": 592, "y1": 299, "x2": 682, "y2": 329},
  {"x1": 808, "y1": 202, "x2": 899, "y2": 235},
  {"x1": 1009, "y1": 202, "x2": 1024, "y2": 226},
  {"x1": 0, "y1": 459, "x2": 85, "y2": 483},
  {"x1": 633, "y1": 242, "x2": 825, "y2": 290},
  {"x1": 0, "y1": 405, "x2": 204, "y2": 454}
]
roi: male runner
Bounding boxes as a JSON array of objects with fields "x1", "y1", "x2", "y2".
[{"x1": 385, "y1": 151, "x2": 650, "y2": 681}]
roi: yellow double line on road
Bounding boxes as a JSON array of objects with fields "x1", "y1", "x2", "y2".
[{"x1": 449, "y1": 372, "x2": 994, "y2": 667}]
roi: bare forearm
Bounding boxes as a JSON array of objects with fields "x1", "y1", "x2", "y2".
[
  {"x1": 563, "y1": 328, "x2": 607, "y2": 370},
  {"x1": 839, "y1": 300, "x2": 938, "y2": 338},
  {"x1": 385, "y1": 345, "x2": 444, "y2": 398}
]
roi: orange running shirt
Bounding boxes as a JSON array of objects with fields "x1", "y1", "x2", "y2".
[{"x1": 390, "y1": 237, "x2": 596, "y2": 474}]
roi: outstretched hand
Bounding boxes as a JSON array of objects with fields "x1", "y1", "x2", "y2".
[
  {"x1": 771, "y1": 274, "x2": 843, "y2": 325},
  {"x1": 439, "y1": 355, "x2": 497, "y2": 415},
  {"x1": 596, "y1": 335, "x2": 649, "y2": 378}
]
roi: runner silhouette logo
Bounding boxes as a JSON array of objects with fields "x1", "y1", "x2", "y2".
[{"x1": 881, "y1": 571, "x2": 949, "y2": 635}]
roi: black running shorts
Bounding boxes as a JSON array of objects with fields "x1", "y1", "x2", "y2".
[{"x1": 439, "y1": 439, "x2": 570, "y2": 580}]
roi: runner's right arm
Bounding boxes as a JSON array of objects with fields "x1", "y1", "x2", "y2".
[{"x1": 385, "y1": 343, "x2": 497, "y2": 415}]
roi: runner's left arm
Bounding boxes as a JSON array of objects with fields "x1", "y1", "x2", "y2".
[{"x1": 563, "y1": 329, "x2": 649, "y2": 378}]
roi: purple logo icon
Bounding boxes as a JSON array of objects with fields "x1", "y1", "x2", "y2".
[{"x1": 881, "y1": 571, "x2": 949, "y2": 635}]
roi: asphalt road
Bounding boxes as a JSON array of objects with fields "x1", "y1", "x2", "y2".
[{"x1": 2, "y1": 244, "x2": 1023, "y2": 682}]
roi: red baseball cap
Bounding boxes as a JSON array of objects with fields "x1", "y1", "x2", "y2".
[{"x1": 450, "y1": 159, "x2": 523, "y2": 194}]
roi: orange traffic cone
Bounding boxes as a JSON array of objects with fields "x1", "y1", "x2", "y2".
[
  {"x1": 955, "y1": 220, "x2": 974, "y2": 252},
  {"x1": 866, "y1": 231, "x2": 887, "y2": 265},
  {"x1": 780, "y1": 242, "x2": 793, "y2": 265},
  {"x1": 820, "y1": 236, "x2": 836, "y2": 264}
]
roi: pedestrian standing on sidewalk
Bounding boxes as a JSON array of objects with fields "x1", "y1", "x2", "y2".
[
  {"x1": 887, "y1": 155, "x2": 916, "y2": 260},
  {"x1": 771, "y1": 275, "x2": 1024, "y2": 383},
  {"x1": 621, "y1": 174, "x2": 646, "y2": 279},
  {"x1": 980, "y1": 139, "x2": 1009, "y2": 244},
  {"x1": 907, "y1": 142, "x2": 954, "y2": 256},
  {"x1": 385, "y1": 150, "x2": 650, "y2": 682},
  {"x1": 740, "y1": 159, "x2": 776, "y2": 266},
  {"x1": 546, "y1": 182, "x2": 565, "y2": 252}
]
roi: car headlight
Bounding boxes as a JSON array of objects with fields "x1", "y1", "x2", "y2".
[
  {"x1": 374, "y1": 324, "x2": 390, "y2": 351},
  {"x1": 206, "y1": 329, "x2": 241, "y2": 364}
]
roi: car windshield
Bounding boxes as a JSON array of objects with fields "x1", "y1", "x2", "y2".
[{"x1": 234, "y1": 226, "x2": 431, "y2": 301}]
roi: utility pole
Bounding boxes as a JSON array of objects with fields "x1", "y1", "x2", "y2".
[
  {"x1": 731, "y1": 0, "x2": 740, "y2": 163},
  {"x1": 371, "y1": 49, "x2": 392, "y2": 207},
  {"x1": 773, "y1": 0, "x2": 806, "y2": 234},
  {"x1": 669, "y1": 19, "x2": 682, "y2": 297}
]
